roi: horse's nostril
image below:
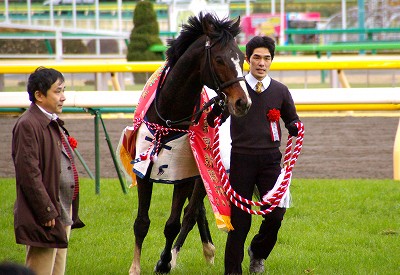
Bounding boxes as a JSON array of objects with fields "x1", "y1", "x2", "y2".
[
  {"x1": 235, "y1": 98, "x2": 250, "y2": 114},
  {"x1": 235, "y1": 99, "x2": 244, "y2": 108},
  {"x1": 235, "y1": 98, "x2": 247, "y2": 108}
]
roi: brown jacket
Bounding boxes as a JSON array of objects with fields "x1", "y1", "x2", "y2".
[{"x1": 12, "y1": 103, "x2": 83, "y2": 248}]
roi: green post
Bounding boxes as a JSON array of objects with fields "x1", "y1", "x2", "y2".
[
  {"x1": 44, "y1": 39, "x2": 54, "y2": 55},
  {"x1": 74, "y1": 148, "x2": 95, "y2": 180},
  {"x1": 99, "y1": 115, "x2": 127, "y2": 194},
  {"x1": 94, "y1": 110, "x2": 101, "y2": 194}
]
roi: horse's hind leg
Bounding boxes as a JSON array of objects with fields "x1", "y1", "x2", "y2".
[
  {"x1": 129, "y1": 177, "x2": 153, "y2": 275},
  {"x1": 171, "y1": 179, "x2": 215, "y2": 268},
  {"x1": 155, "y1": 181, "x2": 194, "y2": 274},
  {"x1": 197, "y1": 201, "x2": 215, "y2": 264}
]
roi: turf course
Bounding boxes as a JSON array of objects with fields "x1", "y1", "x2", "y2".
[{"x1": 1, "y1": 178, "x2": 399, "y2": 274}]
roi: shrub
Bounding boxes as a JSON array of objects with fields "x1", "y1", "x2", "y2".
[{"x1": 126, "y1": 1, "x2": 163, "y2": 83}]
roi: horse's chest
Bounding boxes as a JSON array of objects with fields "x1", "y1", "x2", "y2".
[{"x1": 133, "y1": 123, "x2": 199, "y2": 183}]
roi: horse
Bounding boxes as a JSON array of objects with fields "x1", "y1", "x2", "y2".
[{"x1": 122, "y1": 12, "x2": 252, "y2": 274}]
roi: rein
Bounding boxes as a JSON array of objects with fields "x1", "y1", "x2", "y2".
[{"x1": 213, "y1": 121, "x2": 305, "y2": 215}]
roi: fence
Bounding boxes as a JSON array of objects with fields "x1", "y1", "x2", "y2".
[{"x1": 1, "y1": 60, "x2": 399, "y2": 182}]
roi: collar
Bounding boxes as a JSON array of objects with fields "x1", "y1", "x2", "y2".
[
  {"x1": 36, "y1": 103, "x2": 59, "y2": 121},
  {"x1": 245, "y1": 73, "x2": 271, "y2": 92}
]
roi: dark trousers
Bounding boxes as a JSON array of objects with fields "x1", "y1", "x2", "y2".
[{"x1": 224, "y1": 150, "x2": 286, "y2": 275}]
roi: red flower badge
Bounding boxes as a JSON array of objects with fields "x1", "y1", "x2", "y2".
[
  {"x1": 68, "y1": 136, "x2": 78, "y2": 150},
  {"x1": 267, "y1": 108, "x2": 280, "y2": 122},
  {"x1": 267, "y1": 109, "x2": 281, "y2": 142}
]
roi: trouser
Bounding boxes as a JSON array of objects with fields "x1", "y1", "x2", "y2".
[
  {"x1": 224, "y1": 151, "x2": 286, "y2": 275},
  {"x1": 26, "y1": 225, "x2": 71, "y2": 275}
]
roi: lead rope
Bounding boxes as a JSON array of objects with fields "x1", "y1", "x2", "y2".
[{"x1": 213, "y1": 120, "x2": 305, "y2": 215}]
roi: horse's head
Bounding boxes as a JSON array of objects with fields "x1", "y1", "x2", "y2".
[{"x1": 199, "y1": 13, "x2": 251, "y2": 117}]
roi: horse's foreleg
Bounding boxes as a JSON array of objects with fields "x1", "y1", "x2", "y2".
[
  {"x1": 155, "y1": 182, "x2": 193, "y2": 273},
  {"x1": 129, "y1": 177, "x2": 153, "y2": 275}
]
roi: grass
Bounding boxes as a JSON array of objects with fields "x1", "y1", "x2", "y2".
[{"x1": 1, "y1": 178, "x2": 399, "y2": 274}]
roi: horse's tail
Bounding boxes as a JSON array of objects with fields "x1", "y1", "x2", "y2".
[{"x1": 116, "y1": 126, "x2": 138, "y2": 188}]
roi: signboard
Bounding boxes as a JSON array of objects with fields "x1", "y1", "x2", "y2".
[{"x1": 241, "y1": 12, "x2": 320, "y2": 44}]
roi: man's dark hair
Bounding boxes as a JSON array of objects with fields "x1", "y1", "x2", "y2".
[
  {"x1": 246, "y1": 36, "x2": 276, "y2": 61},
  {"x1": 0, "y1": 261, "x2": 36, "y2": 275},
  {"x1": 27, "y1": 67, "x2": 65, "y2": 102}
]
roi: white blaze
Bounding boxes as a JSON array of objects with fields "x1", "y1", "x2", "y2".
[{"x1": 231, "y1": 54, "x2": 251, "y2": 105}]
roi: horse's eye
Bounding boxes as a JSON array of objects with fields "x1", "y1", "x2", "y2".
[{"x1": 215, "y1": 56, "x2": 224, "y2": 65}]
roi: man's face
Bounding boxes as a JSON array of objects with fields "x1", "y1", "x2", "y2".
[
  {"x1": 246, "y1": 47, "x2": 272, "y2": 81},
  {"x1": 35, "y1": 79, "x2": 66, "y2": 114}
]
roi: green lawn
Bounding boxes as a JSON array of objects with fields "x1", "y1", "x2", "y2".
[{"x1": 1, "y1": 178, "x2": 399, "y2": 274}]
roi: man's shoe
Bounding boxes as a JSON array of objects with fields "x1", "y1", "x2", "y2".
[{"x1": 248, "y1": 246, "x2": 264, "y2": 273}]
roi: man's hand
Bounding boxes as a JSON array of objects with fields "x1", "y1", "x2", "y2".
[
  {"x1": 287, "y1": 121, "x2": 300, "y2": 137},
  {"x1": 44, "y1": 219, "x2": 56, "y2": 228}
]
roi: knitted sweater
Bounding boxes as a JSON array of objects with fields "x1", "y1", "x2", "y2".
[{"x1": 230, "y1": 79, "x2": 299, "y2": 155}]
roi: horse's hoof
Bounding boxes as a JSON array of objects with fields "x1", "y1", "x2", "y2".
[
  {"x1": 129, "y1": 264, "x2": 140, "y2": 275},
  {"x1": 203, "y1": 242, "x2": 215, "y2": 265},
  {"x1": 154, "y1": 260, "x2": 171, "y2": 274},
  {"x1": 170, "y1": 248, "x2": 180, "y2": 269}
]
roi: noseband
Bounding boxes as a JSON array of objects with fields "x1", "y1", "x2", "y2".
[{"x1": 154, "y1": 36, "x2": 245, "y2": 127}]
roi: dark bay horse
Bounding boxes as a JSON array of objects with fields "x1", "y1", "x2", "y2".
[{"x1": 128, "y1": 13, "x2": 251, "y2": 274}]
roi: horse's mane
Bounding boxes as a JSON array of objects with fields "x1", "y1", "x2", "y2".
[{"x1": 165, "y1": 12, "x2": 241, "y2": 68}]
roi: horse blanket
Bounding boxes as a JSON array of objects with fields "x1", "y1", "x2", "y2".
[{"x1": 116, "y1": 64, "x2": 233, "y2": 231}]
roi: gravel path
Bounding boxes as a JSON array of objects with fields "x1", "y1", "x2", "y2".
[{"x1": 1, "y1": 114, "x2": 398, "y2": 179}]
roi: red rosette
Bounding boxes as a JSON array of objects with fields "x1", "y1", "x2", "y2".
[
  {"x1": 68, "y1": 136, "x2": 78, "y2": 150},
  {"x1": 267, "y1": 108, "x2": 280, "y2": 122}
]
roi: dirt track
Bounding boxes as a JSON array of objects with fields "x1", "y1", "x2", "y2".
[{"x1": 1, "y1": 114, "x2": 399, "y2": 179}]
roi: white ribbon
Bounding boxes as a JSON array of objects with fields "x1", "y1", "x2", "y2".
[{"x1": 270, "y1": 121, "x2": 280, "y2": 141}]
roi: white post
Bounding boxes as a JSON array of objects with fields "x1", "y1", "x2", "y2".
[
  {"x1": 95, "y1": 0, "x2": 100, "y2": 31},
  {"x1": 245, "y1": 0, "x2": 250, "y2": 16},
  {"x1": 72, "y1": 0, "x2": 77, "y2": 29},
  {"x1": 341, "y1": 0, "x2": 347, "y2": 42},
  {"x1": 117, "y1": 0, "x2": 124, "y2": 55},
  {"x1": 271, "y1": 0, "x2": 275, "y2": 15},
  {"x1": 117, "y1": 0, "x2": 123, "y2": 33},
  {"x1": 95, "y1": 0, "x2": 100, "y2": 55},
  {"x1": 393, "y1": 118, "x2": 400, "y2": 180},
  {"x1": 4, "y1": 0, "x2": 9, "y2": 23},
  {"x1": 279, "y1": 0, "x2": 285, "y2": 45},
  {"x1": 55, "y1": 29, "x2": 63, "y2": 62},
  {"x1": 27, "y1": 0, "x2": 32, "y2": 26},
  {"x1": 49, "y1": 0, "x2": 55, "y2": 27}
]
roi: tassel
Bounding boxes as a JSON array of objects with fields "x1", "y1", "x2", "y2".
[{"x1": 140, "y1": 153, "x2": 148, "y2": 160}]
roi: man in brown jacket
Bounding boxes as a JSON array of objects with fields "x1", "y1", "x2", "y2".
[{"x1": 12, "y1": 67, "x2": 84, "y2": 275}]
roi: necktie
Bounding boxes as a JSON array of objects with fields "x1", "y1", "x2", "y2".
[
  {"x1": 255, "y1": 81, "x2": 263, "y2": 93},
  {"x1": 60, "y1": 129, "x2": 79, "y2": 201}
]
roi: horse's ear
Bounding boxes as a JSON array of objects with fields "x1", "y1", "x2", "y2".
[
  {"x1": 233, "y1": 16, "x2": 241, "y2": 30},
  {"x1": 230, "y1": 16, "x2": 242, "y2": 38}
]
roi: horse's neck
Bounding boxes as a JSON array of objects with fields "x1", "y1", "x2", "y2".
[{"x1": 154, "y1": 57, "x2": 204, "y2": 126}]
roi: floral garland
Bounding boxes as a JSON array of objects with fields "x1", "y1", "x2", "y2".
[
  {"x1": 267, "y1": 108, "x2": 280, "y2": 122},
  {"x1": 267, "y1": 108, "x2": 281, "y2": 142},
  {"x1": 68, "y1": 136, "x2": 78, "y2": 150}
]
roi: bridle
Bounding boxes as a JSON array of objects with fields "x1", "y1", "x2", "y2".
[
  {"x1": 204, "y1": 36, "x2": 245, "y2": 95},
  {"x1": 154, "y1": 36, "x2": 245, "y2": 127}
]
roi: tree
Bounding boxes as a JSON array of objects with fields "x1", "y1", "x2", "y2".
[{"x1": 126, "y1": 0, "x2": 163, "y2": 83}]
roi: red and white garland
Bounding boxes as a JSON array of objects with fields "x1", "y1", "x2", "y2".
[{"x1": 213, "y1": 119, "x2": 305, "y2": 215}]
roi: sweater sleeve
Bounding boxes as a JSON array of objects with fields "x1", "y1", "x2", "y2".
[{"x1": 280, "y1": 85, "x2": 300, "y2": 127}]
